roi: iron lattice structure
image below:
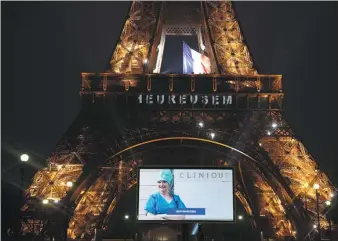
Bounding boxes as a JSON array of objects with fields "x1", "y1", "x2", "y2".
[{"x1": 20, "y1": 2, "x2": 336, "y2": 241}]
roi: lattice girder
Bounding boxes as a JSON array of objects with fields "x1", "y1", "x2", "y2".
[
  {"x1": 260, "y1": 137, "x2": 336, "y2": 230},
  {"x1": 67, "y1": 160, "x2": 137, "y2": 239},
  {"x1": 203, "y1": 1, "x2": 257, "y2": 75},
  {"x1": 109, "y1": 2, "x2": 159, "y2": 73},
  {"x1": 68, "y1": 168, "x2": 116, "y2": 238},
  {"x1": 251, "y1": 169, "x2": 293, "y2": 237},
  {"x1": 23, "y1": 164, "x2": 83, "y2": 205}
]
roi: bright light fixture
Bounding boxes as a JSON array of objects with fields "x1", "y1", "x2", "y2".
[
  {"x1": 325, "y1": 200, "x2": 331, "y2": 206},
  {"x1": 124, "y1": 214, "x2": 129, "y2": 220},
  {"x1": 267, "y1": 131, "x2": 271, "y2": 136},
  {"x1": 272, "y1": 123, "x2": 277, "y2": 128},
  {"x1": 313, "y1": 224, "x2": 317, "y2": 229},
  {"x1": 210, "y1": 132, "x2": 215, "y2": 139},
  {"x1": 42, "y1": 199, "x2": 49, "y2": 204},
  {"x1": 20, "y1": 154, "x2": 29, "y2": 162},
  {"x1": 198, "y1": 122, "x2": 204, "y2": 128},
  {"x1": 66, "y1": 181, "x2": 73, "y2": 188},
  {"x1": 143, "y1": 59, "x2": 148, "y2": 64},
  {"x1": 313, "y1": 183, "x2": 320, "y2": 190},
  {"x1": 238, "y1": 215, "x2": 243, "y2": 220}
]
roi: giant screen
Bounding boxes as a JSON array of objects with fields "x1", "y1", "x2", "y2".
[{"x1": 137, "y1": 167, "x2": 234, "y2": 222}]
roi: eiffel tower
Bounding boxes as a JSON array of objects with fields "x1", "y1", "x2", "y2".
[{"x1": 20, "y1": 2, "x2": 336, "y2": 241}]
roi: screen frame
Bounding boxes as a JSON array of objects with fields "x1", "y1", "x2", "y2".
[{"x1": 136, "y1": 165, "x2": 236, "y2": 223}]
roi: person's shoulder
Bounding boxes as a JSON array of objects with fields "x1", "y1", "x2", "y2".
[
  {"x1": 146, "y1": 193, "x2": 158, "y2": 203},
  {"x1": 173, "y1": 194, "x2": 181, "y2": 200},
  {"x1": 151, "y1": 192, "x2": 160, "y2": 198}
]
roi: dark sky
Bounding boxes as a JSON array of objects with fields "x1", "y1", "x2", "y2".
[{"x1": 2, "y1": 0, "x2": 338, "y2": 229}]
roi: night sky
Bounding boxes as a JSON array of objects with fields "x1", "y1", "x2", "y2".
[{"x1": 2, "y1": 0, "x2": 338, "y2": 234}]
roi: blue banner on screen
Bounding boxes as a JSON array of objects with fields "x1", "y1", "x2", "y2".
[
  {"x1": 167, "y1": 208, "x2": 206, "y2": 215},
  {"x1": 183, "y1": 41, "x2": 211, "y2": 74},
  {"x1": 137, "y1": 168, "x2": 234, "y2": 221}
]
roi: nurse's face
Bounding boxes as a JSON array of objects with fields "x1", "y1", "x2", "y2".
[{"x1": 157, "y1": 180, "x2": 169, "y2": 193}]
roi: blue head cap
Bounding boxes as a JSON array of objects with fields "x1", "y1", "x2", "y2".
[{"x1": 158, "y1": 169, "x2": 173, "y2": 184}]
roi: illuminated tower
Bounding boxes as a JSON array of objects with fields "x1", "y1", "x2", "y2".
[{"x1": 20, "y1": 2, "x2": 336, "y2": 241}]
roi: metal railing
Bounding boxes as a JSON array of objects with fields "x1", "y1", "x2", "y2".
[{"x1": 80, "y1": 73, "x2": 282, "y2": 94}]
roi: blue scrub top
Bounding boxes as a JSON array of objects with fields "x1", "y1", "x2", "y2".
[{"x1": 145, "y1": 192, "x2": 186, "y2": 215}]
